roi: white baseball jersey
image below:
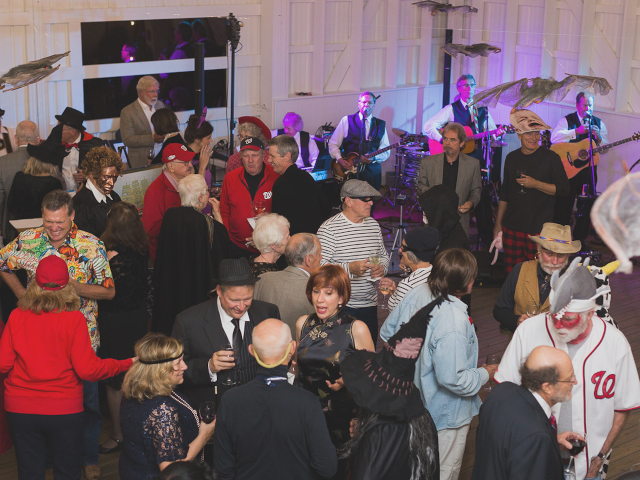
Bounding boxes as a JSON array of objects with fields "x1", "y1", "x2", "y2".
[{"x1": 495, "y1": 314, "x2": 640, "y2": 480}]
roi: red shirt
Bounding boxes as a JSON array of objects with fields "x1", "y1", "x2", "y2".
[
  {"x1": 0, "y1": 308, "x2": 132, "y2": 415},
  {"x1": 142, "y1": 172, "x2": 181, "y2": 261},
  {"x1": 220, "y1": 164, "x2": 279, "y2": 252}
]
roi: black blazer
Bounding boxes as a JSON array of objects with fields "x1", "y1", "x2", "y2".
[
  {"x1": 271, "y1": 164, "x2": 329, "y2": 236},
  {"x1": 471, "y1": 382, "x2": 564, "y2": 480},
  {"x1": 171, "y1": 297, "x2": 280, "y2": 407}
]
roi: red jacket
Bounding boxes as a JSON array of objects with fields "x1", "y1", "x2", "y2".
[
  {"x1": 142, "y1": 171, "x2": 181, "y2": 261},
  {"x1": 0, "y1": 308, "x2": 132, "y2": 415},
  {"x1": 220, "y1": 164, "x2": 279, "y2": 252}
]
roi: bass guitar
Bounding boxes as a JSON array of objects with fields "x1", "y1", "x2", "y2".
[
  {"x1": 331, "y1": 137, "x2": 414, "y2": 185},
  {"x1": 428, "y1": 125, "x2": 514, "y2": 155},
  {"x1": 551, "y1": 132, "x2": 640, "y2": 179}
]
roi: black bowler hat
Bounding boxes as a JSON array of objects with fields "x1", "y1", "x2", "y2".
[
  {"x1": 27, "y1": 123, "x2": 69, "y2": 168},
  {"x1": 55, "y1": 107, "x2": 86, "y2": 132},
  {"x1": 341, "y1": 296, "x2": 446, "y2": 422},
  {"x1": 216, "y1": 258, "x2": 260, "y2": 287}
]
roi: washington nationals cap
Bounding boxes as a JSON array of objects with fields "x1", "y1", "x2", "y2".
[{"x1": 162, "y1": 143, "x2": 196, "y2": 164}]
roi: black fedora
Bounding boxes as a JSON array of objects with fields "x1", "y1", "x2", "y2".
[
  {"x1": 55, "y1": 107, "x2": 86, "y2": 132},
  {"x1": 215, "y1": 258, "x2": 260, "y2": 287},
  {"x1": 27, "y1": 123, "x2": 69, "y2": 169}
]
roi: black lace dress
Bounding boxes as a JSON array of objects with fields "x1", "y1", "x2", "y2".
[
  {"x1": 119, "y1": 392, "x2": 199, "y2": 480},
  {"x1": 98, "y1": 245, "x2": 149, "y2": 388},
  {"x1": 297, "y1": 310, "x2": 357, "y2": 447}
]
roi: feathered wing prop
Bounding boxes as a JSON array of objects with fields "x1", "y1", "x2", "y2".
[
  {"x1": 441, "y1": 43, "x2": 501, "y2": 59},
  {"x1": 0, "y1": 51, "x2": 70, "y2": 92},
  {"x1": 470, "y1": 75, "x2": 613, "y2": 110},
  {"x1": 413, "y1": 0, "x2": 478, "y2": 15}
]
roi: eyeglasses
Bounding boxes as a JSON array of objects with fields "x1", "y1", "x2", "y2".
[{"x1": 557, "y1": 374, "x2": 576, "y2": 384}]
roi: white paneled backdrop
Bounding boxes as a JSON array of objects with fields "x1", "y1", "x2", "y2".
[{"x1": 1, "y1": 0, "x2": 640, "y2": 189}]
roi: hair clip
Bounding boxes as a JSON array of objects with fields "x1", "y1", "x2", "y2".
[{"x1": 197, "y1": 107, "x2": 208, "y2": 129}]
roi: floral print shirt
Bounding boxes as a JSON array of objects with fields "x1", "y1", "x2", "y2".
[{"x1": 0, "y1": 223, "x2": 114, "y2": 351}]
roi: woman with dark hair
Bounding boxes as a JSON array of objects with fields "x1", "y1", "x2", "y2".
[
  {"x1": 157, "y1": 460, "x2": 213, "y2": 480},
  {"x1": 151, "y1": 108, "x2": 184, "y2": 165},
  {"x1": 0, "y1": 256, "x2": 133, "y2": 479},
  {"x1": 184, "y1": 113, "x2": 213, "y2": 175},
  {"x1": 119, "y1": 333, "x2": 216, "y2": 480},
  {"x1": 295, "y1": 264, "x2": 374, "y2": 477},
  {"x1": 97, "y1": 201, "x2": 150, "y2": 454}
]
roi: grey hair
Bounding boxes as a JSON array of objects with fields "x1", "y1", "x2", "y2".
[
  {"x1": 456, "y1": 74, "x2": 476, "y2": 87},
  {"x1": 405, "y1": 250, "x2": 420, "y2": 265},
  {"x1": 136, "y1": 75, "x2": 159, "y2": 93},
  {"x1": 282, "y1": 112, "x2": 303, "y2": 131},
  {"x1": 253, "y1": 213, "x2": 290, "y2": 253},
  {"x1": 23, "y1": 157, "x2": 58, "y2": 177},
  {"x1": 285, "y1": 233, "x2": 318, "y2": 267},
  {"x1": 268, "y1": 135, "x2": 298, "y2": 164},
  {"x1": 178, "y1": 174, "x2": 207, "y2": 208},
  {"x1": 442, "y1": 122, "x2": 467, "y2": 145},
  {"x1": 16, "y1": 121, "x2": 38, "y2": 144}
]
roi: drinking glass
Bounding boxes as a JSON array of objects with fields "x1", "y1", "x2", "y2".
[
  {"x1": 199, "y1": 400, "x2": 216, "y2": 444},
  {"x1": 483, "y1": 354, "x2": 502, "y2": 392},
  {"x1": 516, "y1": 169, "x2": 527, "y2": 194},
  {"x1": 368, "y1": 252, "x2": 382, "y2": 282},
  {"x1": 219, "y1": 343, "x2": 238, "y2": 386},
  {"x1": 564, "y1": 432, "x2": 587, "y2": 478},
  {"x1": 378, "y1": 282, "x2": 390, "y2": 309},
  {"x1": 209, "y1": 182, "x2": 222, "y2": 199},
  {"x1": 147, "y1": 148, "x2": 155, "y2": 163},
  {"x1": 526, "y1": 302, "x2": 539, "y2": 318},
  {"x1": 253, "y1": 199, "x2": 267, "y2": 217}
]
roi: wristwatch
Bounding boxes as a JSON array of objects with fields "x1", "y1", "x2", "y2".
[{"x1": 596, "y1": 452, "x2": 606, "y2": 461}]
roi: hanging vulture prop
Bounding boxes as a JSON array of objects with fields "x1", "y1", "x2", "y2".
[
  {"x1": 441, "y1": 43, "x2": 502, "y2": 59},
  {"x1": 469, "y1": 74, "x2": 613, "y2": 111},
  {"x1": 0, "y1": 51, "x2": 70, "y2": 92},
  {"x1": 413, "y1": 1, "x2": 478, "y2": 15}
]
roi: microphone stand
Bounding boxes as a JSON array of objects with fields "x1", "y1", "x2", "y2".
[{"x1": 587, "y1": 114, "x2": 597, "y2": 197}]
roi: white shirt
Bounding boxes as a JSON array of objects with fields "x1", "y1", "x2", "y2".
[
  {"x1": 0, "y1": 126, "x2": 17, "y2": 157},
  {"x1": 138, "y1": 98, "x2": 162, "y2": 157},
  {"x1": 531, "y1": 391, "x2": 552, "y2": 418},
  {"x1": 423, "y1": 99, "x2": 498, "y2": 142},
  {"x1": 296, "y1": 266, "x2": 311, "y2": 277},
  {"x1": 207, "y1": 297, "x2": 250, "y2": 382},
  {"x1": 550, "y1": 112, "x2": 609, "y2": 145},
  {"x1": 270, "y1": 129, "x2": 320, "y2": 169},
  {"x1": 85, "y1": 177, "x2": 112, "y2": 204},
  {"x1": 328, "y1": 113, "x2": 391, "y2": 163},
  {"x1": 61, "y1": 133, "x2": 82, "y2": 192}
]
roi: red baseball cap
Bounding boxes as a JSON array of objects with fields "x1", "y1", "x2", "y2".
[
  {"x1": 239, "y1": 137, "x2": 264, "y2": 152},
  {"x1": 162, "y1": 143, "x2": 196, "y2": 164},
  {"x1": 35, "y1": 256, "x2": 69, "y2": 291}
]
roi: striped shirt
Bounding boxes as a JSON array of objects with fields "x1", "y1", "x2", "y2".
[
  {"x1": 317, "y1": 213, "x2": 389, "y2": 308},
  {"x1": 387, "y1": 265, "x2": 432, "y2": 312}
]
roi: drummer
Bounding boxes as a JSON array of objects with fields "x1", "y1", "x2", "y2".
[{"x1": 416, "y1": 122, "x2": 482, "y2": 237}]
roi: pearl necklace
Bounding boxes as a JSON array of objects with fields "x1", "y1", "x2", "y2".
[{"x1": 170, "y1": 392, "x2": 205, "y2": 460}]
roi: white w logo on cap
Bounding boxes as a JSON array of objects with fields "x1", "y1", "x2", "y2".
[{"x1": 246, "y1": 138, "x2": 253, "y2": 144}]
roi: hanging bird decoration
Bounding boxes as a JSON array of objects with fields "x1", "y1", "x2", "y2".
[
  {"x1": 412, "y1": 0, "x2": 478, "y2": 15},
  {"x1": 441, "y1": 43, "x2": 502, "y2": 59},
  {"x1": 469, "y1": 74, "x2": 613, "y2": 111},
  {"x1": 0, "y1": 51, "x2": 70, "y2": 92}
]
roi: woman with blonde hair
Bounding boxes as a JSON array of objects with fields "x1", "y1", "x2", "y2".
[
  {"x1": 0, "y1": 255, "x2": 133, "y2": 480},
  {"x1": 119, "y1": 333, "x2": 216, "y2": 480}
]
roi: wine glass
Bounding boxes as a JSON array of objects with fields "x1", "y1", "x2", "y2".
[
  {"x1": 219, "y1": 343, "x2": 238, "y2": 386},
  {"x1": 368, "y1": 252, "x2": 382, "y2": 282},
  {"x1": 526, "y1": 302, "x2": 539, "y2": 318},
  {"x1": 483, "y1": 354, "x2": 502, "y2": 392},
  {"x1": 564, "y1": 432, "x2": 587, "y2": 478},
  {"x1": 253, "y1": 199, "x2": 267, "y2": 217},
  {"x1": 147, "y1": 148, "x2": 155, "y2": 164},
  {"x1": 209, "y1": 182, "x2": 222, "y2": 199},
  {"x1": 378, "y1": 282, "x2": 390, "y2": 309},
  {"x1": 199, "y1": 400, "x2": 216, "y2": 444},
  {"x1": 516, "y1": 169, "x2": 527, "y2": 194}
]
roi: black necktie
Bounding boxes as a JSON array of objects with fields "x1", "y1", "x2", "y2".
[{"x1": 231, "y1": 318, "x2": 243, "y2": 353}]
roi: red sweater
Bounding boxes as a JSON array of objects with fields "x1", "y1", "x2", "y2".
[
  {"x1": 220, "y1": 164, "x2": 279, "y2": 252},
  {"x1": 0, "y1": 308, "x2": 132, "y2": 415},
  {"x1": 142, "y1": 172, "x2": 181, "y2": 261}
]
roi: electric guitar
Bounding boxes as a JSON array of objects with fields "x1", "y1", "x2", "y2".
[
  {"x1": 551, "y1": 132, "x2": 640, "y2": 179},
  {"x1": 331, "y1": 137, "x2": 414, "y2": 185},
  {"x1": 428, "y1": 125, "x2": 515, "y2": 155}
]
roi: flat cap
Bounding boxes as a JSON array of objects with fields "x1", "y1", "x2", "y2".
[{"x1": 340, "y1": 179, "x2": 381, "y2": 201}]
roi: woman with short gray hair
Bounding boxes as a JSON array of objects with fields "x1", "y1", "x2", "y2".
[{"x1": 250, "y1": 213, "x2": 290, "y2": 277}]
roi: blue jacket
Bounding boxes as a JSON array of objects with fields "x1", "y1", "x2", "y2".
[{"x1": 380, "y1": 284, "x2": 488, "y2": 431}]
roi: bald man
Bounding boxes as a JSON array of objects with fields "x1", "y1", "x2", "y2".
[
  {"x1": 471, "y1": 346, "x2": 582, "y2": 480},
  {"x1": 214, "y1": 319, "x2": 337, "y2": 480}
]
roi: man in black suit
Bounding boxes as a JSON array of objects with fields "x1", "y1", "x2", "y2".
[
  {"x1": 171, "y1": 258, "x2": 280, "y2": 408},
  {"x1": 267, "y1": 134, "x2": 328, "y2": 235},
  {"x1": 471, "y1": 346, "x2": 581, "y2": 480}
]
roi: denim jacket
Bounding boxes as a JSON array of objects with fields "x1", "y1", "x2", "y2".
[{"x1": 380, "y1": 284, "x2": 488, "y2": 431}]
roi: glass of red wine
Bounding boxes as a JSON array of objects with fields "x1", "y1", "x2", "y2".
[
  {"x1": 516, "y1": 169, "x2": 527, "y2": 194},
  {"x1": 220, "y1": 343, "x2": 238, "y2": 386},
  {"x1": 483, "y1": 354, "x2": 501, "y2": 392},
  {"x1": 199, "y1": 400, "x2": 216, "y2": 444},
  {"x1": 564, "y1": 432, "x2": 587, "y2": 478}
]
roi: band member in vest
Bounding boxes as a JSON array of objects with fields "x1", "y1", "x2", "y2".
[
  {"x1": 328, "y1": 92, "x2": 390, "y2": 190},
  {"x1": 270, "y1": 112, "x2": 319, "y2": 170},
  {"x1": 0, "y1": 108, "x2": 17, "y2": 157},
  {"x1": 551, "y1": 92, "x2": 609, "y2": 244}
]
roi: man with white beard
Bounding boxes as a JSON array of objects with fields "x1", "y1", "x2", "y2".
[{"x1": 495, "y1": 258, "x2": 640, "y2": 480}]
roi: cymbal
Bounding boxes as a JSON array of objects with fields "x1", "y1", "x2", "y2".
[{"x1": 392, "y1": 128, "x2": 409, "y2": 137}]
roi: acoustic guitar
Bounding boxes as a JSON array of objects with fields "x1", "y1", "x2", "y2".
[
  {"x1": 551, "y1": 132, "x2": 640, "y2": 179},
  {"x1": 330, "y1": 137, "x2": 414, "y2": 185},
  {"x1": 428, "y1": 125, "x2": 514, "y2": 155}
]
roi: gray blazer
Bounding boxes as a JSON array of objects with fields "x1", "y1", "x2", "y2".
[
  {"x1": 253, "y1": 266, "x2": 315, "y2": 336},
  {"x1": 416, "y1": 152, "x2": 482, "y2": 236},
  {"x1": 119, "y1": 99, "x2": 166, "y2": 168},
  {"x1": 0, "y1": 146, "x2": 29, "y2": 237}
]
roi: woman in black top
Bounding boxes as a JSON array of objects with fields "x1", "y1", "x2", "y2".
[
  {"x1": 97, "y1": 201, "x2": 150, "y2": 454},
  {"x1": 151, "y1": 109, "x2": 185, "y2": 165}
]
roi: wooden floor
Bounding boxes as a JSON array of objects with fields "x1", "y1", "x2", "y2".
[{"x1": 1, "y1": 260, "x2": 639, "y2": 479}]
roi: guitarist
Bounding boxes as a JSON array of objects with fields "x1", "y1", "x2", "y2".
[
  {"x1": 328, "y1": 91, "x2": 390, "y2": 190},
  {"x1": 550, "y1": 92, "x2": 609, "y2": 241}
]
